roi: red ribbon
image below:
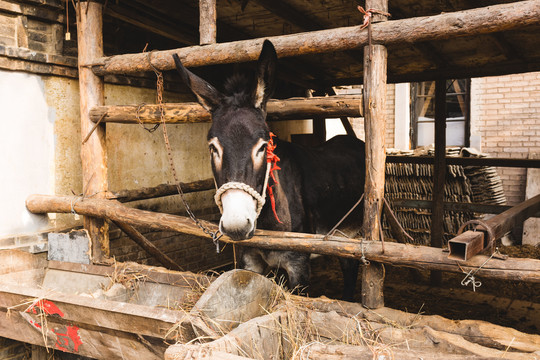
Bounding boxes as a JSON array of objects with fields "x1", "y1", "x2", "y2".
[{"x1": 267, "y1": 132, "x2": 282, "y2": 223}]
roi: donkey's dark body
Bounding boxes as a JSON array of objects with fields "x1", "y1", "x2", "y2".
[{"x1": 173, "y1": 40, "x2": 365, "y2": 300}]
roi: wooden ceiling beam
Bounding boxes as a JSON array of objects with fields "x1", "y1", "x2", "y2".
[
  {"x1": 326, "y1": 59, "x2": 540, "y2": 86},
  {"x1": 91, "y1": 1, "x2": 540, "y2": 83},
  {"x1": 104, "y1": 3, "x2": 198, "y2": 45},
  {"x1": 103, "y1": 0, "x2": 321, "y2": 90},
  {"x1": 389, "y1": 4, "x2": 449, "y2": 72},
  {"x1": 459, "y1": 0, "x2": 523, "y2": 62}
]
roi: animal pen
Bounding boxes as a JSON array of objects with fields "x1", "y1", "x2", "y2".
[{"x1": 1, "y1": 0, "x2": 540, "y2": 359}]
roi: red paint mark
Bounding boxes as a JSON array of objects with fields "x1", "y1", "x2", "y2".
[
  {"x1": 53, "y1": 325, "x2": 83, "y2": 352},
  {"x1": 26, "y1": 299, "x2": 83, "y2": 353},
  {"x1": 28, "y1": 299, "x2": 64, "y2": 317}
]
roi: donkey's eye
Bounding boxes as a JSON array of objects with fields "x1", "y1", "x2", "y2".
[
  {"x1": 209, "y1": 144, "x2": 218, "y2": 156},
  {"x1": 257, "y1": 143, "x2": 267, "y2": 156}
]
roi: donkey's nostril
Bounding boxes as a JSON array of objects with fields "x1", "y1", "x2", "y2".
[{"x1": 220, "y1": 217, "x2": 254, "y2": 241}]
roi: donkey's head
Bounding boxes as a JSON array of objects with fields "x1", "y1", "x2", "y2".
[{"x1": 173, "y1": 40, "x2": 277, "y2": 240}]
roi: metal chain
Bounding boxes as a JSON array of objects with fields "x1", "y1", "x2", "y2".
[
  {"x1": 135, "y1": 102, "x2": 160, "y2": 133},
  {"x1": 147, "y1": 53, "x2": 223, "y2": 252}
]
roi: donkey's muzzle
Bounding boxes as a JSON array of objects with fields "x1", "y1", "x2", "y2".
[{"x1": 218, "y1": 189, "x2": 258, "y2": 241}]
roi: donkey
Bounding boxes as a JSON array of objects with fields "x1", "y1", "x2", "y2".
[{"x1": 173, "y1": 40, "x2": 366, "y2": 300}]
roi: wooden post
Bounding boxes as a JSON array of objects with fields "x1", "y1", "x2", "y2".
[
  {"x1": 77, "y1": 1, "x2": 108, "y2": 263},
  {"x1": 199, "y1": 0, "x2": 217, "y2": 45},
  {"x1": 361, "y1": 0, "x2": 388, "y2": 309},
  {"x1": 430, "y1": 79, "x2": 447, "y2": 285}
]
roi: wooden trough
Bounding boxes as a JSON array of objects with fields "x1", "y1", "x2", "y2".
[
  {"x1": 2, "y1": 249, "x2": 538, "y2": 359},
  {"x1": 0, "y1": 249, "x2": 214, "y2": 359}
]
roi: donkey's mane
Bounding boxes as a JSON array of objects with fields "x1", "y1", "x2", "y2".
[{"x1": 222, "y1": 73, "x2": 255, "y2": 107}]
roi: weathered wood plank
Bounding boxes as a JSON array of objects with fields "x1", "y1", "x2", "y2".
[
  {"x1": 0, "y1": 309, "x2": 165, "y2": 360},
  {"x1": 89, "y1": 96, "x2": 363, "y2": 124},
  {"x1": 25, "y1": 194, "x2": 540, "y2": 282},
  {"x1": 0, "y1": 283, "x2": 188, "y2": 338},
  {"x1": 89, "y1": 1, "x2": 540, "y2": 75}
]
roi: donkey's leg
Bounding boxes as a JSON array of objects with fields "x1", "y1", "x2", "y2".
[
  {"x1": 339, "y1": 257, "x2": 359, "y2": 302},
  {"x1": 282, "y1": 252, "x2": 311, "y2": 293},
  {"x1": 241, "y1": 249, "x2": 266, "y2": 274}
]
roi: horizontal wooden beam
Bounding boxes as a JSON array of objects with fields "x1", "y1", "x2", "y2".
[
  {"x1": 109, "y1": 179, "x2": 215, "y2": 203},
  {"x1": 89, "y1": 96, "x2": 363, "y2": 124},
  {"x1": 89, "y1": 1, "x2": 540, "y2": 76},
  {"x1": 26, "y1": 194, "x2": 540, "y2": 283},
  {"x1": 387, "y1": 155, "x2": 540, "y2": 168},
  {"x1": 390, "y1": 199, "x2": 540, "y2": 218}
]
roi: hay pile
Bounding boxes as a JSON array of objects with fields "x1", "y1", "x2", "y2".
[{"x1": 165, "y1": 270, "x2": 540, "y2": 360}]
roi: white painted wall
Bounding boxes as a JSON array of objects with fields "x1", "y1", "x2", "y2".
[
  {"x1": 394, "y1": 83, "x2": 410, "y2": 150},
  {"x1": 469, "y1": 78, "x2": 482, "y2": 151},
  {"x1": 0, "y1": 70, "x2": 54, "y2": 236}
]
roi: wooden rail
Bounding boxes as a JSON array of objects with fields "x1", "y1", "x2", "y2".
[
  {"x1": 25, "y1": 194, "x2": 540, "y2": 283},
  {"x1": 387, "y1": 155, "x2": 540, "y2": 168},
  {"x1": 87, "y1": 1, "x2": 540, "y2": 76},
  {"x1": 89, "y1": 96, "x2": 363, "y2": 124},
  {"x1": 390, "y1": 199, "x2": 540, "y2": 218}
]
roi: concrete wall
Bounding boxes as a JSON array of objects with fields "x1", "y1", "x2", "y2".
[
  {"x1": 0, "y1": 68, "x2": 236, "y2": 270},
  {"x1": 5, "y1": 74, "x2": 213, "y2": 234},
  {"x1": 0, "y1": 70, "x2": 55, "y2": 237}
]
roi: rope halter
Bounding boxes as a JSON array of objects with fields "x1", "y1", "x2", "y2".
[{"x1": 214, "y1": 162, "x2": 271, "y2": 217}]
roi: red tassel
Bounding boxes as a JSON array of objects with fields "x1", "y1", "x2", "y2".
[{"x1": 266, "y1": 133, "x2": 282, "y2": 223}]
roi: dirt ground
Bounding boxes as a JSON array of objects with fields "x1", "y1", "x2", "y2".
[{"x1": 307, "y1": 245, "x2": 540, "y2": 335}]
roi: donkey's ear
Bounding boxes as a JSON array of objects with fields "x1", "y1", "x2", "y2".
[
  {"x1": 253, "y1": 40, "x2": 277, "y2": 111},
  {"x1": 173, "y1": 54, "x2": 223, "y2": 112}
]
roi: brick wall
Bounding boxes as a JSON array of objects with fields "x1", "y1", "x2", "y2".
[
  {"x1": 471, "y1": 72, "x2": 540, "y2": 205},
  {"x1": 109, "y1": 227, "x2": 234, "y2": 273}
]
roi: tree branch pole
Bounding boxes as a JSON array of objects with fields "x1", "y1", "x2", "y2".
[
  {"x1": 77, "y1": 1, "x2": 108, "y2": 262},
  {"x1": 199, "y1": 0, "x2": 217, "y2": 45},
  {"x1": 361, "y1": 0, "x2": 388, "y2": 309},
  {"x1": 89, "y1": 96, "x2": 363, "y2": 124},
  {"x1": 25, "y1": 194, "x2": 540, "y2": 283},
  {"x1": 88, "y1": 1, "x2": 540, "y2": 75},
  {"x1": 112, "y1": 220, "x2": 183, "y2": 271}
]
